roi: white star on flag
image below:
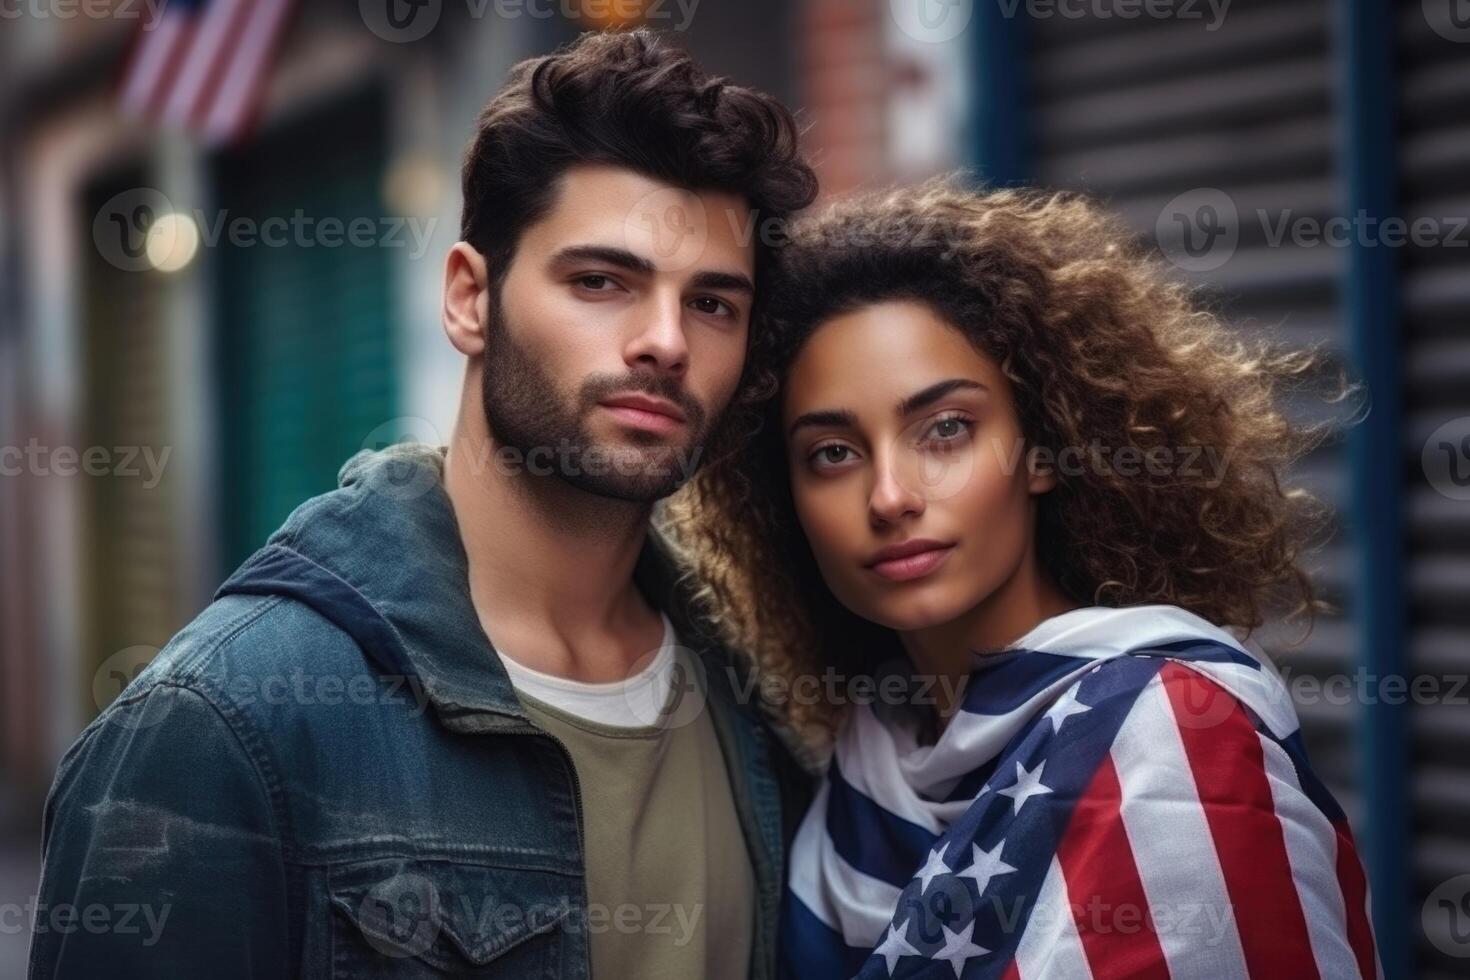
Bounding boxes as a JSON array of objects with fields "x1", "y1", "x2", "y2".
[
  {"x1": 954, "y1": 840, "x2": 1017, "y2": 894},
  {"x1": 875, "y1": 919, "x2": 921, "y2": 975},
  {"x1": 914, "y1": 842, "x2": 950, "y2": 892},
  {"x1": 997, "y1": 759, "x2": 1053, "y2": 815},
  {"x1": 932, "y1": 920, "x2": 989, "y2": 977},
  {"x1": 1044, "y1": 686, "x2": 1091, "y2": 732}
]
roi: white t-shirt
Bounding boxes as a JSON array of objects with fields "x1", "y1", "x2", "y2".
[{"x1": 494, "y1": 611, "x2": 678, "y2": 728}]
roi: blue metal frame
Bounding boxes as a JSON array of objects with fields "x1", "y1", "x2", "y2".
[
  {"x1": 1337, "y1": 0, "x2": 1408, "y2": 975},
  {"x1": 967, "y1": 0, "x2": 1030, "y2": 186}
]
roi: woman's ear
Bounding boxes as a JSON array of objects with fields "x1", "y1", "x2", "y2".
[
  {"x1": 1026, "y1": 444, "x2": 1058, "y2": 495},
  {"x1": 443, "y1": 242, "x2": 491, "y2": 357}
]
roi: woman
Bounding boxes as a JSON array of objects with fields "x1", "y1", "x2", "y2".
[{"x1": 664, "y1": 178, "x2": 1380, "y2": 979}]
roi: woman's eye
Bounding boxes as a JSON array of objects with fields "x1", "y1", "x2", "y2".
[
  {"x1": 923, "y1": 416, "x2": 972, "y2": 444},
  {"x1": 809, "y1": 444, "x2": 854, "y2": 469}
]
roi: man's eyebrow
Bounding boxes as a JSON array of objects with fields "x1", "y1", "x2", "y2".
[
  {"x1": 548, "y1": 245, "x2": 754, "y2": 295},
  {"x1": 896, "y1": 378, "x2": 988, "y2": 418},
  {"x1": 788, "y1": 408, "x2": 858, "y2": 437},
  {"x1": 548, "y1": 244, "x2": 655, "y2": 275},
  {"x1": 691, "y1": 269, "x2": 755, "y2": 295}
]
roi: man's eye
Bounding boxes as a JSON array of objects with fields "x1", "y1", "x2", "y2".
[
  {"x1": 691, "y1": 296, "x2": 734, "y2": 317},
  {"x1": 576, "y1": 275, "x2": 616, "y2": 290}
]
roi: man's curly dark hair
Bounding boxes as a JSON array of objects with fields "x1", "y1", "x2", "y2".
[{"x1": 459, "y1": 28, "x2": 818, "y2": 292}]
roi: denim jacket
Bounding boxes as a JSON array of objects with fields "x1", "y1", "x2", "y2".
[{"x1": 30, "y1": 443, "x2": 812, "y2": 978}]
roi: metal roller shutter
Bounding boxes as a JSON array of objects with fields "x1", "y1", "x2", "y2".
[
  {"x1": 1027, "y1": 0, "x2": 1363, "y2": 828},
  {"x1": 1398, "y1": 6, "x2": 1470, "y2": 977},
  {"x1": 212, "y1": 85, "x2": 398, "y2": 572}
]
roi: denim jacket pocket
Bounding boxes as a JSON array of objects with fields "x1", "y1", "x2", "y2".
[{"x1": 327, "y1": 857, "x2": 576, "y2": 977}]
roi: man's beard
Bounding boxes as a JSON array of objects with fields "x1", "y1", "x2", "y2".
[{"x1": 479, "y1": 294, "x2": 710, "y2": 502}]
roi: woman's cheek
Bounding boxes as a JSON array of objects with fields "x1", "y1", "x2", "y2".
[
  {"x1": 793, "y1": 478, "x2": 867, "y2": 592},
  {"x1": 794, "y1": 478, "x2": 853, "y2": 557}
]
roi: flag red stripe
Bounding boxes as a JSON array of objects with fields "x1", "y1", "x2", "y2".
[
  {"x1": 1055, "y1": 755, "x2": 1170, "y2": 980},
  {"x1": 148, "y1": 13, "x2": 206, "y2": 118},
  {"x1": 1333, "y1": 819, "x2": 1379, "y2": 979},
  {"x1": 119, "y1": 12, "x2": 196, "y2": 118},
  {"x1": 161, "y1": 0, "x2": 243, "y2": 125},
  {"x1": 189, "y1": 0, "x2": 260, "y2": 130},
  {"x1": 1162, "y1": 662, "x2": 1320, "y2": 979},
  {"x1": 205, "y1": 0, "x2": 297, "y2": 145}
]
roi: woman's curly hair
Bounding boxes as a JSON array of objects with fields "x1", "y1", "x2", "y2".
[{"x1": 661, "y1": 175, "x2": 1337, "y2": 759}]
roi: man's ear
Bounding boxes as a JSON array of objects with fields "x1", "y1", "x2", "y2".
[
  {"x1": 1026, "y1": 444, "x2": 1058, "y2": 495},
  {"x1": 443, "y1": 242, "x2": 491, "y2": 356}
]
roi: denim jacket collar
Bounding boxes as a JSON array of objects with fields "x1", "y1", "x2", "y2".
[{"x1": 217, "y1": 442, "x2": 723, "y2": 734}]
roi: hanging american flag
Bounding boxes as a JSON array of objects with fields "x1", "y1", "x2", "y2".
[
  {"x1": 117, "y1": 0, "x2": 298, "y2": 146},
  {"x1": 782, "y1": 605, "x2": 1382, "y2": 979}
]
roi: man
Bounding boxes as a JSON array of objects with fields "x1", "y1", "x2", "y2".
[{"x1": 31, "y1": 29, "x2": 817, "y2": 979}]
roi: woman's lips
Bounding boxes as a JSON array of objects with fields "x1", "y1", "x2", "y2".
[{"x1": 867, "y1": 543, "x2": 956, "y2": 582}]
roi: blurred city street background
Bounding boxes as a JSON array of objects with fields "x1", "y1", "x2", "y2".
[{"x1": 1, "y1": 0, "x2": 1467, "y2": 975}]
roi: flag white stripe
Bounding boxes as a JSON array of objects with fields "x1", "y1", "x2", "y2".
[
  {"x1": 902, "y1": 669, "x2": 1094, "y2": 793},
  {"x1": 119, "y1": 13, "x2": 191, "y2": 115},
  {"x1": 1178, "y1": 657, "x2": 1300, "y2": 740},
  {"x1": 1014, "y1": 857, "x2": 1094, "y2": 980},
  {"x1": 1010, "y1": 604, "x2": 1254, "y2": 662},
  {"x1": 788, "y1": 779, "x2": 904, "y2": 947},
  {"x1": 1258, "y1": 733, "x2": 1364, "y2": 979},
  {"x1": 842, "y1": 708, "x2": 950, "y2": 833},
  {"x1": 203, "y1": 0, "x2": 293, "y2": 143},
  {"x1": 1111, "y1": 670, "x2": 1250, "y2": 977},
  {"x1": 161, "y1": 0, "x2": 244, "y2": 127}
]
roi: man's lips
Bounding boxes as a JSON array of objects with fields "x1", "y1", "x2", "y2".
[
  {"x1": 864, "y1": 539, "x2": 956, "y2": 582},
  {"x1": 598, "y1": 394, "x2": 688, "y2": 433}
]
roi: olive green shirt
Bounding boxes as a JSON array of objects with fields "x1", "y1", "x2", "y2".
[{"x1": 505, "y1": 624, "x2": 756, "y2": 980}]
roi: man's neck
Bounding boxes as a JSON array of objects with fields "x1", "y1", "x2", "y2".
[{"x1": 443, "y1": 421, "x2": 664, "y2": 684}]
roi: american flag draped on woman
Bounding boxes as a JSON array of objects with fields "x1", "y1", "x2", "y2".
[{"x1": 782, "y1": 606, "x2": 1381, "y2": 980}]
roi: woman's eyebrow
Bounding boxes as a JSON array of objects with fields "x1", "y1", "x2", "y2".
[
  {"x1": 896, "y1": 378, "x2": 987, "y2": 417},
  {"x1": 788, "y1": 408, "x2": 858, "y2": 437},
  {"x1": 788, "y1": 379, "x2": 987, "y2": 438}
]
